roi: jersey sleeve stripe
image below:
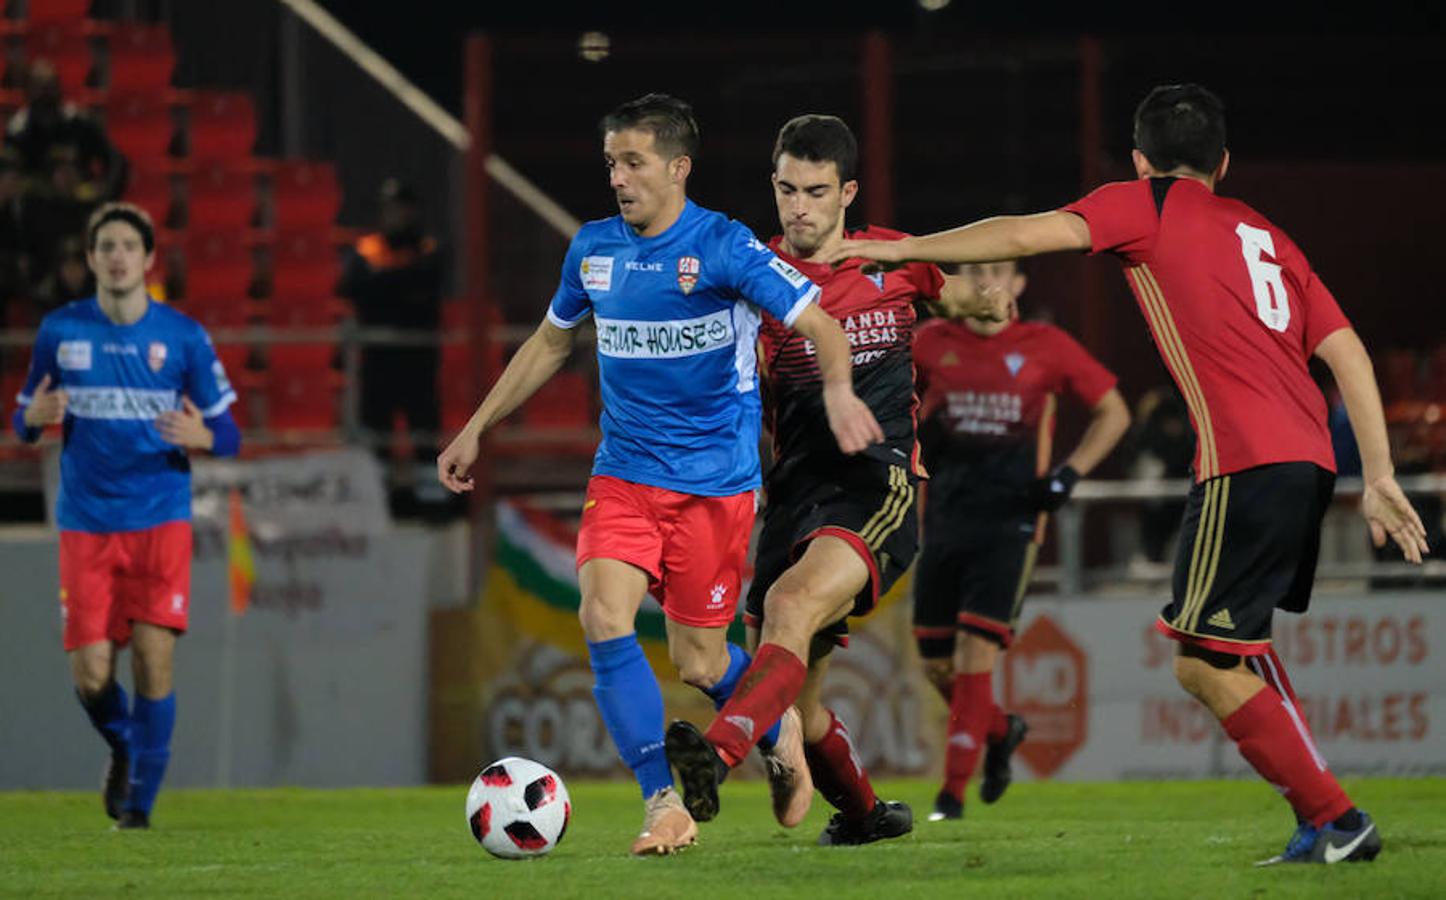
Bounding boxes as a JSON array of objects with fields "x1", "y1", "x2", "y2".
[
  {"x1": 780, "y1": 284, "x2": 821, "y2": 328},
  {"x1": 200, "y1": 392, "x2": 237, "y2": 419},
  {"x1": 1129, "y1": 265, "x2": 1219, "y2": 479},
  {"x1": 546, "y1": 307, "x2": 592, "y2": 330}
]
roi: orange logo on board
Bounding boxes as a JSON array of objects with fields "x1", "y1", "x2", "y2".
[{"x1": 1003, "y1": 614, "x2": 1088, "y2": 779}]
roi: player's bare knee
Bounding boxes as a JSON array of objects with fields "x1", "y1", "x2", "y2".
[
  {"x1": 577, "y1": 594, "x2": 629, "y2": 641},
  {"x1": 762, "y1": 582, "x2": 823, "y2": 639}
]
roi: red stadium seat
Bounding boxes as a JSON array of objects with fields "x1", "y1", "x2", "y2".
[
  {"x1": 1379, "y1": 349, "x2": 1421, "y2": 406},
  {"x1": 184, "y1": 160, "x2": 255, "y2": 228},
  {"x1": 25, "y1": 0, "x2": 92, "y2": 21},
  {"x1": 104, "y1": 92, "x2": 173, "y2": 163},
  {"x1": 265, "y1": 294, "x2": 345, "y2": 329},
  {"x1": 263, "y1": 344, "x2": 340, "y2": 432},
  {"x1": 521, "y1": 370, "x2": 592, "y2": 428},
  {"x1": 105, "y1": 23, "x2": 175, "y2": 92},
  {"x1": 121, "y1": 167, "x2": 172, "y2": 225},
  {"x1": 181, "y1": 228, "x2": 252, "y2": 303},
  {"x1": 270, "y1": 160, "x2": 341, "y2": 229},
  {"x1": 439, "y1": 342, "x2": 473, "y2": 432},
  {"x1": 186, "y1": 91, "x2": 256, "y2": 159},
  {"x1": 270, "y1": 228, "x2": 340, "y2": 299},
  {"x1": 24, "y1": 22, "x2": 92, "y2": 93}
]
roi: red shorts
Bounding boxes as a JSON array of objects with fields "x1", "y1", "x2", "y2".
[
  {"x1": 59, "y1": 521, "x2": 192, "y2": 651},
  {"x1": 576, "y1": 475, "x2": 755, "y2": 628}
]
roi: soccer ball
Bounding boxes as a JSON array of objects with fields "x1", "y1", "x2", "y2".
[{"x1": 465, "y1": 757, "x2": 571, "y2": 859}]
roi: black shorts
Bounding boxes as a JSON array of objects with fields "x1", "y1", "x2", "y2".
[
  {"x1": 745, "y1": 462, "x2": 919, "y2": 643},
  {"x1": 912, "y1": 519, "x2": 1040, "y2": 656},
  {"x1": 1155, "y1": 461, "x2": 1334, "y2": 656}
]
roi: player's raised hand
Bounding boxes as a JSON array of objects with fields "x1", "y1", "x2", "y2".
[
  {"x1": 823, "y1": 239, "x2": 905, "y2": 274},
  {"x1": 822, "y1": 382, "x2": 885, "y2": 455},
  {"x1": 156, "y1": 396, "x2": 214, "y2": 449},
  {"x1": 437, "y1": 427, "x2": 482, "y2": 493},
  {"x1": 22, "y1": 374, "x2": 68, "y2": 427},
  {"x1": 1361, "y1": 475, "x2": 1430, "y2": 564}
]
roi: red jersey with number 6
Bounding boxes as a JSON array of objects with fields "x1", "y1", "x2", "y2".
[{"x1": 1062, "y1": 178, "x2": 1349, "y2": 481}]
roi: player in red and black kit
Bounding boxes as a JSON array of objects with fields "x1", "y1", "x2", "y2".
[
  {"x1": 913, "y1": 260, "x2": 1129, "y2": 822},
  {"x1": 665, "y1": 115, "x2": 1008, "y2": 845},
  {"x1": 829, "y1": 84, "x2": 1428, "y2": 866}
]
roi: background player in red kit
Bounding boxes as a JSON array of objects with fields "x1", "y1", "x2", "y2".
[
  {"x1": 913, "y1": 260, "x2": 1129, "y2": 821},
  {"x1": 666, "y1": 114, "x2": 1007, "y2": 844},
  {"x1": 827, "y1": 83, "x2": 1428, "y2": 865}
]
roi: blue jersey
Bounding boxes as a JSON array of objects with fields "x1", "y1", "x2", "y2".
[
  {"x1": 548, "y1": 201, "x2": 819, "y2": 496},
  {"x1": 16, "y1": 297, "x2": 237, "y2": 533}
]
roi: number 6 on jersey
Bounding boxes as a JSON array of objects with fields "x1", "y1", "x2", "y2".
[{"x1": 1236, "y1": 222, "x2": 1290, "y2": 332}]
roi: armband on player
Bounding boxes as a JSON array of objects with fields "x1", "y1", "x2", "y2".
[{"x1": 1028, "y1": 464, "x2": 1079, "y2": 513}]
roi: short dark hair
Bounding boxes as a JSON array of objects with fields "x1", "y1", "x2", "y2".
[
  {"x1": 599, "y1": 93, "x2": 699, "y2": 160},
  {"x1": 772, "y1": 114, "x2": 858, "y2": 183},
  {"x1": 1132, "y1": 84, "x2": 1227, "y2": 175},
  {"x1": 86, "y1": 202, "x2": 155, "y2": 253}
]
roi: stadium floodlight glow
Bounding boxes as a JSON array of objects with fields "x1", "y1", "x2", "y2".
[
  {"x1": 918, "y1": 0, "x2": 952, "y2": 10},
  {"x1": 578, "y1": 31, "x2": 611, "y2": 62}
]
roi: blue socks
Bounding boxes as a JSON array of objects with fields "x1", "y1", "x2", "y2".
[
  {"x1": 79, "y1": 680, "x2": 132, "y2": 757},
  {"x1": 702, "y1": 643, "x2": 781, "y2": 751},
  {"x1": 588, "y1": 635, "x2": 672, "y2": 799},
  {"x1": 127, "y1": 693, "x2": 176, "y2": 815}
]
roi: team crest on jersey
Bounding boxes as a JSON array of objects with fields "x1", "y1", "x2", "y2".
[
  {"x1": 677, "y1": 255, "x2": 701, "y2": 294},
  {"x1": 1004, "y1": 352, "x2": 1026, "y2": 377},
  {"x1": 148, "y1": 342, "x2": 168, "y2": 372},
  {"x1": 866, "y1": 271, "x2": 885, "y2": 291},
  {"x1": 940, "y1": 350, "x2": 960, "y2": 367}
]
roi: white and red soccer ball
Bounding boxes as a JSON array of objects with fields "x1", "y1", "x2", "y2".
[{"x1": 465, "y1": 757, "x2": 571, "y2": 859}]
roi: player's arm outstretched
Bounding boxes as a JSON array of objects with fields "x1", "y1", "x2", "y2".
[
  {"x1": 789, "y1": 304, "x2": 884, "y2": 454},
  {"x1": 824, "y1": 212, "x2": 1092, "y2": 270},
  {"x1": 1313, "y1": 328, "x2": 1430, "y2": 563},
  {"x1": 437, "y1": 317, "x2": 576, "y2": 493}
]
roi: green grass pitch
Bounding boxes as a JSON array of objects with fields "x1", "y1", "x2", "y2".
[{"x1": 2, "y1": 778, "x2": 1442, "y2": 898}]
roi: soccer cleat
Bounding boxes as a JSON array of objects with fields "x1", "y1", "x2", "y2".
[
  {"x1": 630, "y1": 787, "x2": 698, "y2": 856},
  {"x1": 818, "y1": 800, "x2": 914, "y2": 846},
  {"x1": 1255, "y1": 814, "x2": 1382, "y2": 865},
  {"x1": 665, "y1": 720, "x2": 729, "y2": 822},
  {"x1": 102, "y1": 750, "x2": 130, "y2": 820},
  {"x1": 760, "y1": 707, "x2": 813, "y2": 828},
  {"x1": 979, "y1": 714, "x2": 1028, "y2": 805},
  {"x1": 113, "y1": 810, "x2": 150, "y2": 830},
  {"x1": 927, "y1": 790, "x2": 963, "y2": 822}
]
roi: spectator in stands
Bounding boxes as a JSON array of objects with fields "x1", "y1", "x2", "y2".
[
  {"x1": 25, "y1": 144, "x2": 97, "y2": 277},
  {"x1": 33, "y1": 235, "x2": 93, "y2": 315},
  {"x1": 5, "y1": 60, "x2": 127, "y2": 201},
  {"x1": 1129, "y1": 384, "x2": 1195, "y2": 563},
  {"x1": 336, "y1": 178, "x2": 446, "y2": 510},
  {"x1": 0, "y1": 147, "x2": 30, "y2": 311}
]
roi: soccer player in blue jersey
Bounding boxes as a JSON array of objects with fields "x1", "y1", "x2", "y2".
[
  {"x1": 13, "y1": 203, "x2": 242, "y2": 829},
  {"x1": 437, "y1": 94, "x2": 881, "y2": 855}
]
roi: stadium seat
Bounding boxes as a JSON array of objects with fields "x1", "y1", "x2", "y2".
[
  {"x1": 104, "y1": 92, "x2": 173, "y2": 164},
  {"x1": 521, "y1": 370, "x2": 592, "y2": 429},
  {"x1": 1379, "y1": 349, "x2": 1421, "y2": 405},
  {"x1": 263, "y1": 344, "x2": 340, "y2": 432},
  {"x1": 438, "y1": 341, "x2": 474, "y2": 432},
  {"x1": 24, "y1": 21, "x2": 92, "y2": 93},
  {"x1": 269, "y1": 228, "x2": 341, "y2": 300},
  {"x1": 104, "y1": 23, "x2": 175, "y2": 92},
  {"x1": 180, "y1": 228, "x2": 252, "y2": 304},
  {"x1": 265, "y1": 293, "x2": 346, "y2": 329},
  {"x1": 185, "y1": 91, "x2": 256, "y2": 159},
  {"x1": 25, "y1": 0, "x2": 92, "y2": 22},
  {"x1": 184, "y1": 160, "x2": 255, "y2": 228},
  {"x1": 121, "y1": 167, "x2": 172, "y2": 225},
  {"x1": 270, "y1": 160, "x2": 341, "y2": 229}
]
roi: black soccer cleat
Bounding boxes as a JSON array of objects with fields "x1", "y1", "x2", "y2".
[
  {"x1": 113, "y1": 810, "x2": 150, "y2": 830},
  {"x1": 103, "y1": 750, "x2": 130, "y2": 820},
  {"x1": 664, "y1": 720, "x2": 729, "y2": 822},
  {"x1": 818, "y1": 800, "x2": 914, "y2": 846},
  {"x1": 926, "y1": 790, "x2": 963, "y2": 822},
  {"x1": 979, "y1": 714, "x2": 1028, "y2": 805}
]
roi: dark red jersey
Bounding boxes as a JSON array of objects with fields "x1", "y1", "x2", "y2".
[
  {"x1": 913, "y1": 317, "x2": 1116, "y2": 516},
  {"x1": 759, "y1": 226, "x2": 943, "y2": 481},
  {"x1": 1063, "y1": 178, "x2": 1350, "y2": 480}
]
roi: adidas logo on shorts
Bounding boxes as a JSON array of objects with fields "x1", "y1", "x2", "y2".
[{"x1": 1207, "y1": 608, "x2": 1236, "y2": 630}]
